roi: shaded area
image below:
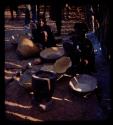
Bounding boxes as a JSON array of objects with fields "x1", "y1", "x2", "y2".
[{"x1": 4, "y1": 4, "x2": 111, "y2": 122}]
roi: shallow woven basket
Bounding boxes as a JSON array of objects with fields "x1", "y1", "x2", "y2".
[
  {"x1": 53, "y1": 56, "x2": 72, "y2": 74},
  {"x1": 40, "y1": 47, "x2": 64, "y2": 61}
]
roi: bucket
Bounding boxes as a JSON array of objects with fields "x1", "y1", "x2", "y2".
[{"x1": 32, "y1": 70, "x2": 57, "y2": 103}]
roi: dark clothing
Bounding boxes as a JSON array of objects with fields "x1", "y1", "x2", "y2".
[
  {"x1": 25, "y1": 7, "x2": 30, "y2": 25},
  {"x1": 31, "y1": 4, "x2": 37, "y2": 22},
  {"x1": 50, "y1": 0, "x2": 65, "y2": 35},
  {"x1": 32, "y1": 24, "x2": 55, "y2": 49},
  {"x1": 63, "y1": 36, "x2": 95, "y2": 74}
]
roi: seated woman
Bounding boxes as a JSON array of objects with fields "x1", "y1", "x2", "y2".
[
  {"x1": 31, "y1": 15, "x2": 56, "y2": 49},
  {"x1": 63, "y1": 22, "x2": 96, "y2": 75}
]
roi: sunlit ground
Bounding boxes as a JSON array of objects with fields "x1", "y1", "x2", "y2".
[{"x1": 4, "y1": 4, "x2": 111, "y2": 122}]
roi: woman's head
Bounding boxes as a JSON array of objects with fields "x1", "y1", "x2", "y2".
[
  {"x1": 74, "y1": 23, "x2": 88, "y2": 39},
  {"x1": 74, "y1": 23, "x2": 88, "y2": 37},
  {"x1": 38, "y1": 15, "x2": 46, "y2": 27}
]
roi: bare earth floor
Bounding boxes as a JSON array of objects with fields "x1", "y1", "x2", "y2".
[{"x1": 4, "y1": 6, "x2": 111, "y2": 122}]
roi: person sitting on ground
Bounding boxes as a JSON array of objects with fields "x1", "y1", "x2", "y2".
[
  {"x1": 63, "y1": 22, "x2": 96, "y2": 75},
  {"x1": 31, "y1": 15, "x2": 56, "y2": 49}
]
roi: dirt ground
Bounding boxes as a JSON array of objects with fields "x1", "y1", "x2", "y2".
[{"x1": 4, "y1": 5, "x2": 111, "y2": 122}]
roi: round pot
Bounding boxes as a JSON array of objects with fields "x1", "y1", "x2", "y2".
[
  {"x1": 68, "y1": 74, "x2": 98, "y2": 98},
  {"x1": 32, "y1": 70, "x2": 57, "y2": 103}
]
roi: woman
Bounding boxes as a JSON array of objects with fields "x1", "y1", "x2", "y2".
[
  {"x1": 63, "y1": 23, "x2": 96, "y2": 74},
  {"x1": 31, "y1": 15, "x2": 56, "y2": 49}
]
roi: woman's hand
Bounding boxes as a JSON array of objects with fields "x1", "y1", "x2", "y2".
[
  {"x1": 41, "y1": 31, "x2": 48, "y2": 42},
  {"x1": 84, "y1": 59, "x2": 89, "y2": 65}
]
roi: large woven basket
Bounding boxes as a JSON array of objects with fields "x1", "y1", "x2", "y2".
[{"x1": 17, "y1": 36, "x2": 40, "y2": 57}]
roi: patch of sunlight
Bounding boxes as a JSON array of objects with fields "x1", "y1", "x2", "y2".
[
  {"x1": 5, "y1": 100, "x2": 32, "y2": 109},
  {"x1": 63, "y1": 98, "x2": 72, "y2": 102},
  {"x1": 5, "y1": 69, "x2": 15, "y2": 75},
  {"x1": 52, "y1": 96, "x2": 63, "y2": 101},
  {"x1": 5, "y1": 28, "x2": 24, "y2": 31},
  {"x1": 13, "y1": 76, "x2": 20, "y2": 81},
  {"x1": 5, "y1": 61, "x2": 22, "y2": 68},
  {"x1": 52, "y1": 96, "x2": 72, "y2": 102},
  {"x1": 5, "y1": 76, "x2": 13, "y2": 80},
  {"x1": 5, "y1": 25, "x2": 24, "y2": 29},
  {"x1": 6, "y1": 110, "x2": 43, "y2": 122}
]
